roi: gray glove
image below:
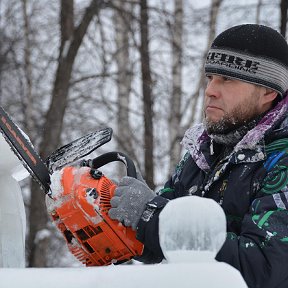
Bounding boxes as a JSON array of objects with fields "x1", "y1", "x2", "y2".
[{"x1": 108, "y1": 176, "x2": 156, "y2": 230}]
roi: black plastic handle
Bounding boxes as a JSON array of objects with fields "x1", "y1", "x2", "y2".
[{"x1": 81, "y1": 152, "x2": 137, "y2": 178}]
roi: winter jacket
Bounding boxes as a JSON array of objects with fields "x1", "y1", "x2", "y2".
[{"x1": 136, "y1": 95, "x2": 288, "y2": 288}]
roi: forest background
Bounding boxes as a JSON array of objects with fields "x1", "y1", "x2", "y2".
[{"x1": 1, "y1": 0, "x2": 287, "y2": 267}]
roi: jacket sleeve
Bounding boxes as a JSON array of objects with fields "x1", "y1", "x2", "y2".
[
  {"x1": 135, "y1": 192, "x2": 173, "y2": 263},
  {"x1": 216, "y1": 156, "x2": 288, "y2": 288}
]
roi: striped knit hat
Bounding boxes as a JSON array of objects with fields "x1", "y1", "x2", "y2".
[{"x1": 205, "y1": 24, "x2": 288, "y2": 96}]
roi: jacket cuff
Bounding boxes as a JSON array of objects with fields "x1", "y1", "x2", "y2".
[{"x1": 136, "y1": 196, "x2": 169, "y2": 242}]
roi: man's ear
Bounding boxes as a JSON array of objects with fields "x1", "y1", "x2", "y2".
[{"x1": 261, "y1": 88, "x2": 278, "y2": 107}]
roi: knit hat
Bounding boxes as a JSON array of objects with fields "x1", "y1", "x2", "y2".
[{"x1": 205, "y1": 24, "x2": 288, "y2": 96}]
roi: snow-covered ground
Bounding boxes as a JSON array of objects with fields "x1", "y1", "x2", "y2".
[{"x1": 0, "y1": 260, "x2": 246, "y2": 288}]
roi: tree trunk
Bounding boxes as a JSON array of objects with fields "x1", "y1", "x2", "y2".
[
  {"x1": 27, "y1": 0, "x2": 102, "y2": 267},
  {"x1": 255, "y1": 0, "x2": 263, "y2": 24},
  {"x1": 113, "y1": 1, "x2": 136, "y2": 176},
  {"x1": 140, "y1": 0, "x2": 154, "y2": 189},
  {"x1": 280, "y1": 0, "x2": 288, "y2": 38},
  {"x1": 169, "y1": 0, "x2": 183, "y2": 172},
  {"x1": 22, "y1": 0, "x2": 34, "y2": 135}
]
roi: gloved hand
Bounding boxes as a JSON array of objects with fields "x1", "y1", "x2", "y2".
[{"x1": 108, "y1": 176, "x2": 156, "y2": 230}]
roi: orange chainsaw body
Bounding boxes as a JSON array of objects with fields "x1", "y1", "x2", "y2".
[{"x1": 50, "y1": 166, "x2": 143, "y2": 266}]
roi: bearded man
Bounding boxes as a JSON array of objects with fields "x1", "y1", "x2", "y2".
[
  {"x1": 60, "y1": 24, "x2": 288, "y2": 288},
  {"x1": 107, "y1": 24, "x2": 288, "y2": 288}
]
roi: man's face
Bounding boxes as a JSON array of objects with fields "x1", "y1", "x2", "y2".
[{"x1": 204, "y1": 75, "x2": 271, "y2": 134}]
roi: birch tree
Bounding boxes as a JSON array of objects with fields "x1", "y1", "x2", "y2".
[
  {"x1": 21, "y1": 0, "x2": 34, "y2": 133},
  {"x1": 113, "y1": 1, "x2": 136, "y2": 167},
  {"x1": 169, "y1": 0, "x2": 183, "y2": 172}
]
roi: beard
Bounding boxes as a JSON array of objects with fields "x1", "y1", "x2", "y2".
[{"x1": 204, "y1": 95, "x2": 262, "y2": 135}]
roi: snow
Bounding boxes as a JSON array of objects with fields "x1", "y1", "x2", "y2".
[
  {"x1": 0, "y1": 134, "x2": 27, "y2": 267},
  {"x1": 237, "y1": 154, "x2": 245, "y2": 160},
  {"x1": 0, "y1": 261, "x2": 247, "y2": 288},
  {"x1": 117, "y1": 152, "x2": 128, "y2": 166},
  {"x1": 61, "y1": 39, "x2": 71, "y2": 59},
  {"x1": 46, "y1": 169, "x2": 65, "y2": 213},
  {"x1": 34, "y1": 229, "x2": 52, "y2": 244},
  {"x1": 50, "y1": 169, "x2": 64, "y2": 197}
]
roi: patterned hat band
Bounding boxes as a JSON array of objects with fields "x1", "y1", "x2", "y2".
[{"x1": 204, "y1": 48, "x2": 288, "y2": 96}]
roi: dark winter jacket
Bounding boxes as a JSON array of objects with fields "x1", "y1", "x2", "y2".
[{"x1": 136, "y1": 95, "x2": 288, "y2": 288}]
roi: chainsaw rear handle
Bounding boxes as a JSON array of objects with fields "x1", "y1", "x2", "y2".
[{"x1": 81, "y1": 152, "x2": 137, "y2": 179}]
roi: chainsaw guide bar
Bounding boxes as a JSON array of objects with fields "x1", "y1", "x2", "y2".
[
  {"x1": 0, "y1": 105, "x2": 113, "y2": 196},
  {"x1": 0, "y1": 106, "x2": 51, "y2": 193}
]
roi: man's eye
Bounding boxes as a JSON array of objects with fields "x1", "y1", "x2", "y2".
[
  {"x1": 206, "y1": 75, "x2": 212, "y2": 81},
  {"x1": 223, "y1": 76, "x2": 232, "y2": 81}
]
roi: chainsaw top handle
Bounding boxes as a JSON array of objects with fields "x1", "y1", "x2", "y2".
[{"x1": 81, "y1": 152, "x2": 137, "y2": 178}]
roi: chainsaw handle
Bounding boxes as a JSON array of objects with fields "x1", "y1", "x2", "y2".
[{"x1": 83, "y1": 152, "x2": 137, "y2": 178}]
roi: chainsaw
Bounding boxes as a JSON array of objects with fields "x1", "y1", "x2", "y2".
[
  {"x1": 48, "y1": 152, "x2": 144, "y2": 266},
  {"x1": 0, "y1": 106, "x2": 143, "y2": 266}
]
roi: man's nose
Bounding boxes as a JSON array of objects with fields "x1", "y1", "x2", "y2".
[{"x1": 205, "y1": 76, "x2": 221, "y2": 98}]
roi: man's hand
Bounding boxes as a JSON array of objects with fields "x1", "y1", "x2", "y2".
[{"x1": 108, "y1": 176, "x2": 156, "y2": 230}]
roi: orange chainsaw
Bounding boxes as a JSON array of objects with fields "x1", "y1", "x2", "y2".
[
  {"x1": 48, "y1": 152, "x2": 144, "y2": 266},
  {"x1": 0, "y1": 110, "x2": 143, "y2": 266}
]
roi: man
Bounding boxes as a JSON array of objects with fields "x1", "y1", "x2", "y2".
[{"x1": 107, "y1": 24, "x2": 288, "y2": 288}]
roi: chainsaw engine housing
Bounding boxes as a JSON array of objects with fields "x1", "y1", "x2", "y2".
[{"x1": 49, "y1": 166, "x2": 143, "y2": 266}]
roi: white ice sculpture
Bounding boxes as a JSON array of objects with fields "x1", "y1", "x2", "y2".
[
  {"x1": 0, "y1": 133, "x2": 28, "y2": 267},
  {"x1": 159, "y1": 196, "x2": 248, "y2": 287}
]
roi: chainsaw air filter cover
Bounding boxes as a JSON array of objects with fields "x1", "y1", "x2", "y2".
[{"x1": 49, "y1": 166, "x2": 143, "y2": 266}]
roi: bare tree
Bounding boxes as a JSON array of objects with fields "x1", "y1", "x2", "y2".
[
  {"x1": 255, "y1": 0, "x2": 263, "y2": 24},
  {"x1": 113, "y1": 1, "x2": 136, "y2": 171},
  {"x1": 21, "y1": 0, "x2": 34, "y2": 134},
  {"x1": 169, "y1": 0, "x2": 183, "y2": 172},
  {"x1": 140, "y1": 0, "x2": 155, "y2": 189},
  {"x1": 27, "y1": 0, "x2": 105, "y2": 267},
  {"x1": 280, "y1": 0, "x2": 288, "y2": 38}
]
